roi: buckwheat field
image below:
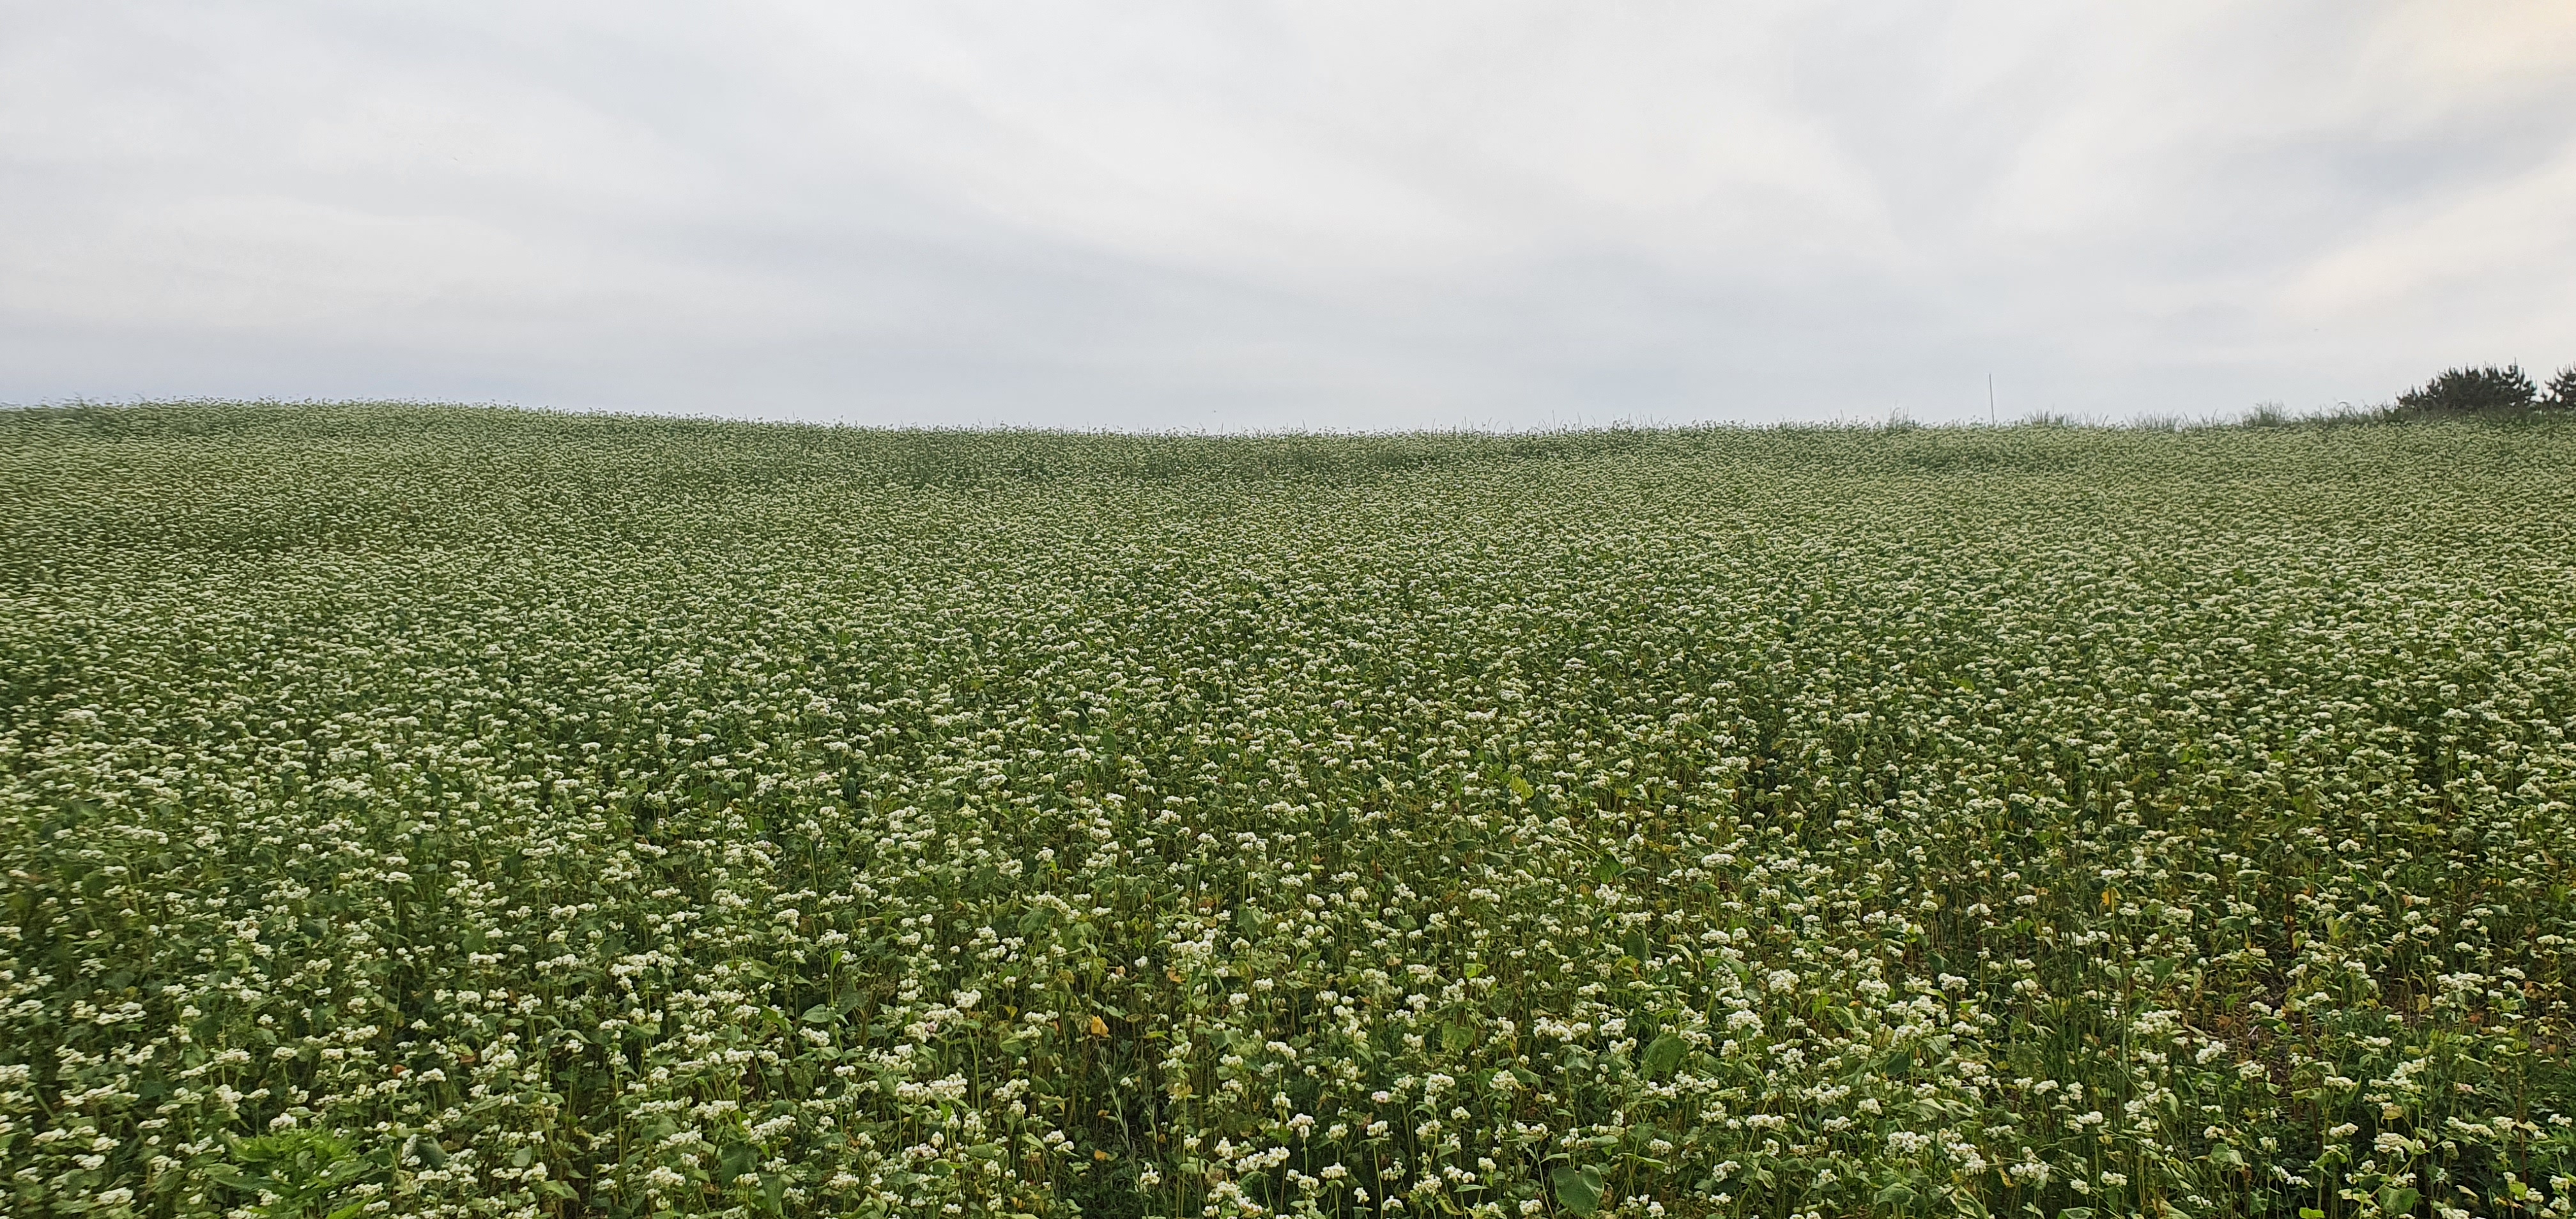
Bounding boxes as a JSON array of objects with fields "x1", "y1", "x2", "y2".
[{"x1": 5, "y1": 405, "x2": 2575, "y2": 1219}]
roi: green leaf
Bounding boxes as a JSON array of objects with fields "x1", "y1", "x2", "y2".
[
  {"x1": 405, "y1": 1136, "x2": 448, "y2": 1170},
  {"x1": 2380, "y1": 1187, "x2": 2419, "y2": 1215},
  {"x1": 2058, "y1": 1209, "x2": 2092, "y2": 1219},
  {"x1": 321, "y1": 1156, "x2": 372, "y2": 1184},
  {"x1": 1876, "y1": 1183, "x2": 1919, "y2": 1207},
  {"x1": 1551, "y1": 1165, "x2": 1604, "y2": 1216},
  {"x1": 1641, "y1": 1033, "x2": 1687, "y2": 1079},
  {"x1": 1442, "y1": 1022, "x2": 1474, "y2": 1054},
  {"x1": 801, "y1": 1003, "x2": 840, "y2": 1025}
]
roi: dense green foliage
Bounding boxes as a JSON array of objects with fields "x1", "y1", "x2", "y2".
[
  {"x1": 4, "y1": 404, "x2": 2575, "y2": 1219},
  {"x1": 2393, "y1": 366, "x2": 2568, "y2": 417}
]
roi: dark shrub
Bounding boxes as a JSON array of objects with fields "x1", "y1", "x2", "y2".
[
  {"x1": 2548, "y1": 365, "x2": 2576, "y2": 411},
  {"x1": 2396, "y1": 365, "x2": 2538, "y2": 415}
]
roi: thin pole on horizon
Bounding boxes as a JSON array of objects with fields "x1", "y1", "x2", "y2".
[{"x1": 1988, "y1": 374, "x2": 1996, "y2": 426}]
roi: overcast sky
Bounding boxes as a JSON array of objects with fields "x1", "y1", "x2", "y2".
[{"x1": 4, "y1": 3, "x2": 2573, "y2": 429}]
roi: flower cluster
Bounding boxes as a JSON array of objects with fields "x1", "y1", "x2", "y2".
[{"x1": 2, "y1": 404, "x2": 2573, "y2": 1218}]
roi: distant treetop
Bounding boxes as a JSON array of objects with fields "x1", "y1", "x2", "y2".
[{"x1": 2396, "y1": 362, "x2": 2573, "y2": 416}]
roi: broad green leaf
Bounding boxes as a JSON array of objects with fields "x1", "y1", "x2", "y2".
[
  {"x1": 1551, "y1": 1165, "x2": 1604, "y2": 1216},
  {"x1": 1641, "y1": 1033, "x2": 1687, "y2": 1079}
]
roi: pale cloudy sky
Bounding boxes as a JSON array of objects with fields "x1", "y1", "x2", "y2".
[{"x1": 4, "y1": 2, "x2": 2573, "y2": 429}]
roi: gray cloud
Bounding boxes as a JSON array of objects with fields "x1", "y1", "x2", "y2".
[{"x1": 5, "y1": 1, "x2": 2573, "y2": 428}]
